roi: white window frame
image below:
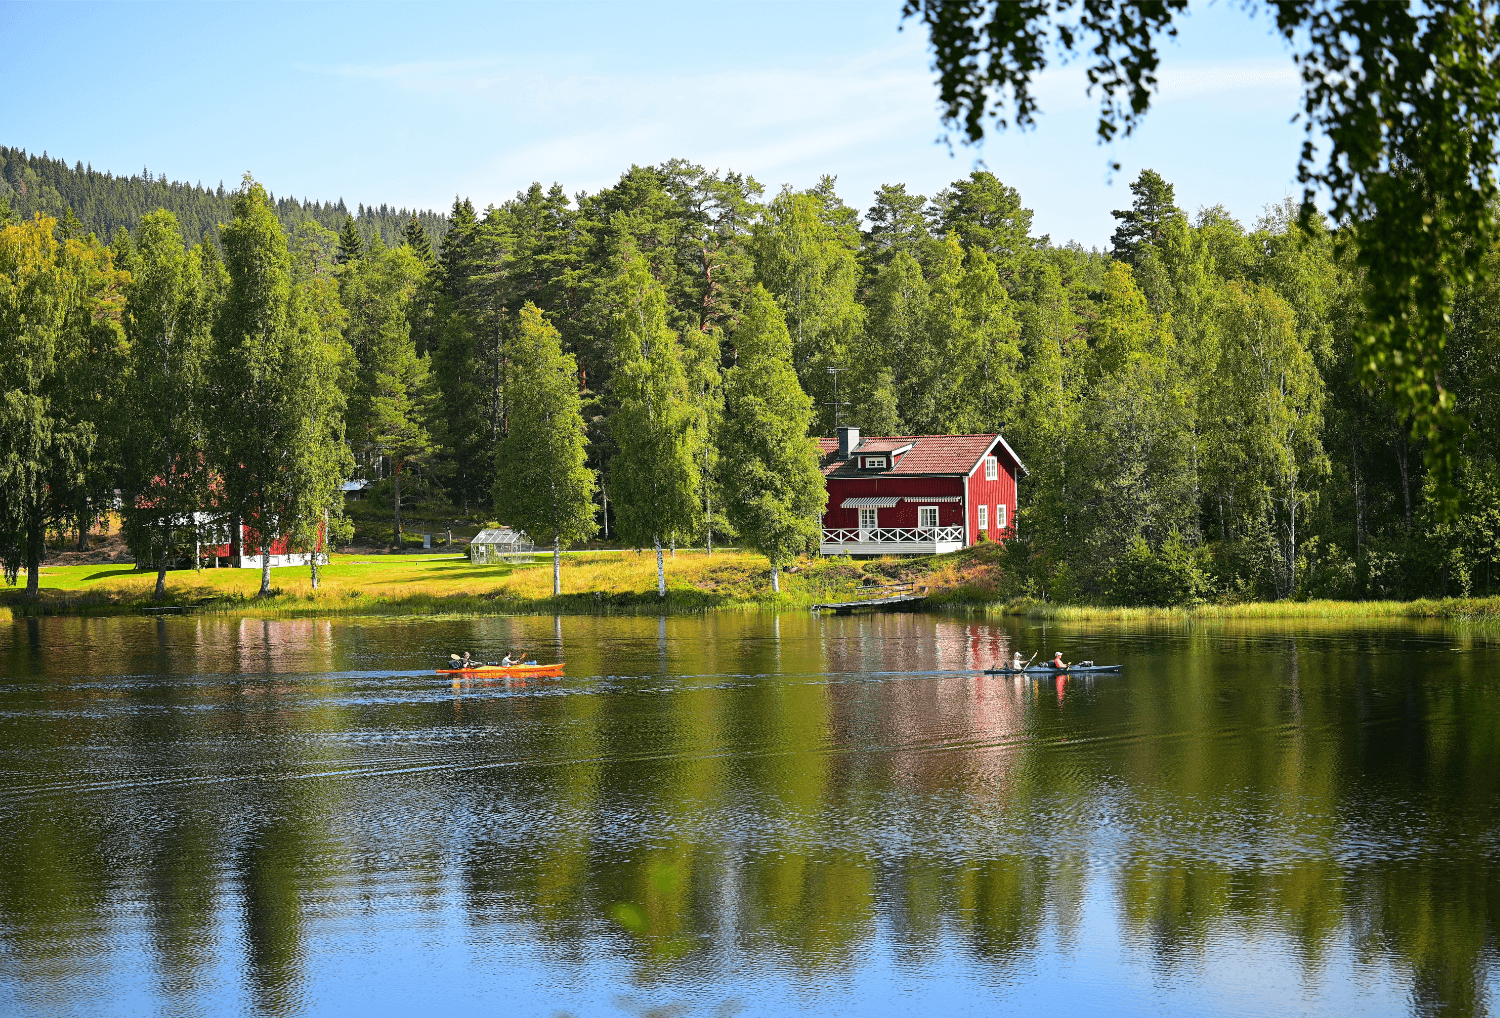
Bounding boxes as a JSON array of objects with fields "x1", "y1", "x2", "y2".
[
  {"x1": 859, "y1": 507, "x2": 878, "y2": 532},
  {"x1": 977, "y1": 504, "x2": 988, "y2": 531},
  {"x1": 996, "y1": 503, "x2": 1007, "y2": 530},
  {"x1": 984, "y1": 456, "x2": 998, "y2": 481},
  {"x1": 918, "y1": 505, "x2": 939, "y2": 530},
  {"x1": 864, "y1": 456, "x2": 887, "y2": 470}
]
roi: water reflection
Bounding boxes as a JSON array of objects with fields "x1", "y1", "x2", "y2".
[{"x1": 0, "y1": 613, "x2": 1496, "y2": 1016}]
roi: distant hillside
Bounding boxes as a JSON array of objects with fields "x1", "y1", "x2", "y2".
[{"x1": 0, "y1": 146, "x2": 449, "y2": 248}]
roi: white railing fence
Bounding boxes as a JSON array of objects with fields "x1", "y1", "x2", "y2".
[{"x1": 821, "y1": 526, "x2": 966, "y2": 545}]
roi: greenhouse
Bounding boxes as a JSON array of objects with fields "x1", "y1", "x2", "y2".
[{"x1": 468, "y1": 527, "x2": 534, "y2": 564}]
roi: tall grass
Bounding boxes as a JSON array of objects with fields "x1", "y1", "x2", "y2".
[{"x1": 1002, "y1": 597, "x2": 1500, "y2": 622}]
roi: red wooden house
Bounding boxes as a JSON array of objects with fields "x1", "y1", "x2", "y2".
[
  {"x1": 195, "y1": 514, "x2": 327, "y2": 569},
  {"x1": 815, "y1": 427, "x2": 1027, "y2": 557}
]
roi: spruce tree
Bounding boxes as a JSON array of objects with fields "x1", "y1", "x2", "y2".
[
  {"x1": 336, "y1": 214, "x2": 364, "y2": 265},
  {"x1": 494, "y1": 303, "x2": 597, "y2": 595},
  {"x1": 720, "y1": 285, "x2": 827, "y2": 593},
  {"x1": 681, "y1": 325, "x2": 730, "y2": 553},
  {"x1": 402, "y1": 215, "x2": 435, "y2": 269}
]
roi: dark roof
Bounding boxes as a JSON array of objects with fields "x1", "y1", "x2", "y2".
[{"x1": 815, "y1": 433, "x2": 1028, "y2": 478}]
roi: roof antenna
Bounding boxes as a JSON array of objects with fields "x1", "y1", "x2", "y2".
[{"x1": 824, "y1": 366, "x2": 850, "y2": 428}]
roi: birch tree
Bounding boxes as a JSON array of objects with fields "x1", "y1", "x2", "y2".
[
  {"x1": 119, "y1": 210, "x2": 214, "y2": 599},
  {"x1": 608, "y1": 257, "x2": 698, "y2": 598},
  {"x1": 494, "y1": 303, "x2": 597, "y2": 595},
  {"x1": 212, "y1": 177, "x2": 349, "y2": 597},
  {"x1": 720, "y1": 285, "x2": 827, "y2": 593},
  {"x1": 0, "y1": 214, "x2": 126, "y2": 600}
]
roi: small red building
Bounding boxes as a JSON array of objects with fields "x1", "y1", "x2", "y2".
[
  {"x1": 815, "y1": 427, "x2": 1027, "y2": 557},
  {"x1": 195, "y1": 514, "x2": 327, "y2": 569}
]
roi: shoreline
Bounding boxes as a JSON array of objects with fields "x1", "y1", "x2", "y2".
[
  {"x1": 5, "y1": 590, "x2": 1499, "y2": 623},
  {"x1": 4, "y1": 547, "x2": 1498, "y2": 623}
]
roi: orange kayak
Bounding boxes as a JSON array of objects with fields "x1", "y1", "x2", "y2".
[{"x1": 436, "y1": 662, "x2": 565, "y2": 677}]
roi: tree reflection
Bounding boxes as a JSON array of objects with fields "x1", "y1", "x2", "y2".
[{"x1": 0, "y1": 613, "x2": 1495, "y2": 1016}]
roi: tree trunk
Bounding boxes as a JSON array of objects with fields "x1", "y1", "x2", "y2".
[
  {"x1": 670, "y1": 536, "x2": 675, "y2": 559},
  {"x1": 654, "y1": 534, "x2": 665, "y2": 598},
  {"x1": 259, "y1": 541, "x2": 272, "y2": 597},
  {"x1": 154, "y1": 565, "x2": 167, "y2": 600},
  {"x1": 24, "y1": 516, "x2": 42, "y2": 601},
  {"x1": 1352, "y1": 436, "x2": 1364, "y2": 554},
  {"x1": 76, "y1": 497, "x2": 89, "y2": 552},
  {"x1": 310, "y1": 555, "x2": 320, "y2": 590},
  {"x1": 392, "y1": 462, "x2": 403, "y2": 551},
  {"x1": 1395, "y1": 432, "x2": 1412, "y2": 530},
  {"x1": 771, "y1": 563, "x2": 780, "y2": 594}
]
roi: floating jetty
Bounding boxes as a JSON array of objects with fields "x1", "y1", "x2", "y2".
[{"x1": 812, "y1": 583, "x2": 928, "y2": 615}]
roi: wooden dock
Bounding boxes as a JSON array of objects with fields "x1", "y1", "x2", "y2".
[{"x1": 812, "y1": 582, "x2": 929, "y2": 615}]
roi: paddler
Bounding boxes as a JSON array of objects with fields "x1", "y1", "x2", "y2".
[
  {"x1": 459, "y1": 652, "x2": 473, "y2": 669},
  {"x1": 1011, "y1": 651, "x2": 1026, "y2": 672},
  {"x1": 1051, "y1": 651, "x2": 1069, "y2": 671},
  {"x1": 501, "y1": 652, "x2": 515, "y2": 666}
]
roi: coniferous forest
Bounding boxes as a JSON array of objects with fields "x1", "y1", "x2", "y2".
[{"x1": 2, "y1": 150, "x2": 1498, "y2": 605}]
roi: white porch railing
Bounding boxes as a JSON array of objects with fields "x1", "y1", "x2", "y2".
[{"x1": 821, "y1": 526, "x2": 966, "y2": 546}]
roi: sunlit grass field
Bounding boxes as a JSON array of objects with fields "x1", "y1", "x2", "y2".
[{"x1": 7, "y1": 548, "x2": 891, "y2": 616}]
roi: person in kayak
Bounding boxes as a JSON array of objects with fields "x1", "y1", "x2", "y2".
[
  {"x1": 501, "y1": 652, "x2": 515, "y2": 666},
  {"x1": 1011, "y1": 651, "x2": 1026, "y2": 671},
  {"x1": 458, "y1": 652, "x2": 473, "y2": 669},
  {"x1": 1051, "y1": 651, "x2": 1069, "y2": 671}
]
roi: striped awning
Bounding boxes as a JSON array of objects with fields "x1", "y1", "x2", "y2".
[
  {"x1": 906, "y1": 496, "x2": 960, "y2": 503},
  {"x1": 841, "y1": 497, "x2": 901, "y2": 508}
]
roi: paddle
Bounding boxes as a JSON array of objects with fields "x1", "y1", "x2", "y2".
[{"x1": 1023, "y1": 651, "x2": 1039, "y2": 672}]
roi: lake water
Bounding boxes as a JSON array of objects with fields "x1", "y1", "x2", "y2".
[{"x1": 1, "y1": 611, "x2": 1496, "y2": 1017}]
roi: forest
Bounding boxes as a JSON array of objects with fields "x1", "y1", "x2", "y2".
[{"x1": 1, "y1": 150, "x2": 1498, "y2": 605}]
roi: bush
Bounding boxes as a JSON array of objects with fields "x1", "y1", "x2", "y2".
[
  {"x1": 1108, "y1": 532, "x2": 1211, "y2": 607},
  {"x1": 1296, "y1": 536, "x2": 1356, "y2": 600}
]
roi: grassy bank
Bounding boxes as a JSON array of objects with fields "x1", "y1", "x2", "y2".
[
  {"x1": 2, "y1": 548, "x2": 918, "y2": 618},
  {"x1": 1003, "y1": 597, "x2": 1500, "y2": 622},
  {"x1": 6, "y1": 542, "x2": 1496, "y2": 622}
]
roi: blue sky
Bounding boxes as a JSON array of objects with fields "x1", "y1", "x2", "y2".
[{"x1": 2, "y1": 1, "x2": 1311, "y2": 246}]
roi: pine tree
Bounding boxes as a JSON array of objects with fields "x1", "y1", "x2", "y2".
[
  {"x1": 862, "y1": 183, "x2": 930, "y2": 272},
  {"x1": 1110, "y1": 169, "x2": 1182, "y2": 265},
  {"x1": 930, "y1": 171, "x2": 1037, "y2": 267},
  {"x1": 720, "y1": 285, "x2": 827, "y2": 593},
  {"x1": 494, "y1": 303, "x2": 597, "y2": 595},
  {"x1": 750, "y1": 183, "x2": 864, "y2": 432}
]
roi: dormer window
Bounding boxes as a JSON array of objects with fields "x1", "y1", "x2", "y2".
[{"x1": 863, "y1": 456, "x2": 887, "y2": 470}]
